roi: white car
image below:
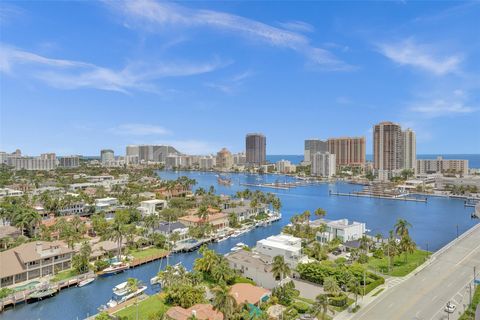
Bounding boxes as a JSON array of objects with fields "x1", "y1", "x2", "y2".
[{"x1": 444, "y1": 302, "x2": 456, "y2": 313}]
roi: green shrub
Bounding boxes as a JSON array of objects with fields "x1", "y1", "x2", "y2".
[
  {"x1": 233, "y1": 276, "x2": 256, "y2": 285},
  {"x1": 328, "y1": 294, "x2": 347, "y2": 307},
  {"x1": 335, "y1": 257, "x2": 347, "y2": 265},
  {"x1": 0, "y1": 288, "x2": 14, "y2": 299},
  {"x1": 292, "y1": 301, "x2": 310, "y2": 313},
  {"x1": 373, "y1": 249, "x2": 384, "y2": 259},
  {"x1": 358, "y1": 253, "x2": 369, "y2": 264},
  {"x1": 363, "y1": 276, "x2": 385, "y2": 295},
  {"x1": 351, "y1": 305, "x2": 361, "y2": 313},
  {"x1": 94, "y1": 260, "x2": 109, "y2": 272}
]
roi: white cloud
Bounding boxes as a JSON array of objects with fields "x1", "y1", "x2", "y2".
[
  {"x1": 205, "y1": 70, "x2": 254, "y2": 93},
  {"x1": 336, "y1": 96, "x2": 352, "y2": 105},
  {"x1": 408, "y1": 90, "x2": 477, "y2": 117},
  {"x1": 377, "y1": 39, "x2": 462, "y2": 75},
  {"x1": 109, "y1": 0, "x2": 352, "y2": 71},
  {"x1": 278, "y1": 20, "x2": 314, "y2": 33},
  {"x1": 110, "y1": 124, "x2": 172, "y2": 136},
  {"x1": 0, "y1": 44, "x2": 226, "y2": 93}
]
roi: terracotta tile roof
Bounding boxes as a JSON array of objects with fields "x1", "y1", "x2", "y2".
[
  {"x1": 166, "y1": 304, "x2": 223, "y2": 320},
  {"x1": 178, "y1": 212, "x2": 227, "y2": 223},
  {"x1": 229, "y1": 283, "x2": 271, "y2": 305}
]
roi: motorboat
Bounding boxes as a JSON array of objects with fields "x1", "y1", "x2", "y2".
[
  {"x1": 28, "y1": 286, "x2": 58, "y2": 301},
  {"x1": 106, "y1": 285, "x2": 147, "y2": 309},
  {"x1": 98, "y1": 262, "x2": 129, "y2": 277},
  {"x1": 77, "y1": 277, "x2": 95, "y2": 287},
  {"x1": 112, "y1": 281, "x2": 130, "y2": 296}
]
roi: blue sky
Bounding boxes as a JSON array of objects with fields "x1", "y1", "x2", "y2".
[{"x1": 1, "y1": 1, "x2": 479, "y2": 156}]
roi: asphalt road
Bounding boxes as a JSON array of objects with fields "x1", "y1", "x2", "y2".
[{"x1": 351, "y1": 223, "x2": 480, "y2": 320}]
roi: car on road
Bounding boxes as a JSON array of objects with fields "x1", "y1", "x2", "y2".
[{"x1": 444, "y1": 302, "x2": 456, "y2": 313}]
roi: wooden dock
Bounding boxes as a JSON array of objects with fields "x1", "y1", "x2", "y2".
[
  {"x1": 0, "y1": 272, "x2": 94, "y2": 312},
  {"x1": 330, "y1": 191, "x2": 428, "y2": 203},
  {"x1": 240, "y1": 180, "x2": 319, "y2": 190}
]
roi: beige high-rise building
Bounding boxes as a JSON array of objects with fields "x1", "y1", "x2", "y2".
[
  {"x1": 304, "y1": 139, "x2": 327, "y2": 164},
  {"x1": 373, "y1": 122, "x2": 403, "y2": 172},
  {"x1": 402, "y1": 129, "x2": 416, "y2": 171},
  {"x1": 216, "y1": 148, "x2": 233, "y2": 169},
  {"x1": 327, "y1": 137, "x2": 366, "y2": 168}
]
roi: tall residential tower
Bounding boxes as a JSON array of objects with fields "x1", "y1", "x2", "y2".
[{"x1": 246, "y1": 133, "x2": 266, "y2": 166}]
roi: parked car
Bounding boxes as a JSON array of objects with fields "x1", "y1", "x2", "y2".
[{"x1": 444, "y1": 302, "x2": 456, "y2": 313}]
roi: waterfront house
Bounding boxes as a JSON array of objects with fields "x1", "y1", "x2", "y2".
[
  {"x1": 95, "y1": 197, "x2": 119, "y2": 219},
  {"x1": 178, "y1": 208, "x2": 229, "y2": 231},
  {"x1": 223, "y1": 199, "x2": 266, "y2": 222},
  {"x1": 0, "y1": 241, "x2": 74, "y2": 288},
  {"x1": 229, "y1": 283, "x2": 271, "y2": 306},
  {"x1": 225, "y1": 249, "x2": 278, "y2": 289},
  {"x1": 315, "y1": 219, "x2": 366, "y2": 243},
  {"x1": 255, "y1": 234, "x2": 309, "y2": 268},
  {"x1": 0, "y1": 188, "x2": 24, "y2": 198},
  {"x1": 166, "y1": 303, "x2": 224, "y2": 320},
  {"x1": 137, "y1": 199, "x2": 168, "y2": 216},
  {"x1": 155, "y1": 222, "x2": 190, "y2": 240}
]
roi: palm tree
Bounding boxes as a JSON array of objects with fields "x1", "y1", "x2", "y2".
[
  {"x1": 400, "y1": 234, "x2": 416, "y2": 262},
  {"x1": 303, "y1": 210, "x2": 311, "y2": 225},
  {"x1": 359, "y1": 235, "x2": 371, "y2": 254},
  {"x1": 314, "y1": 208, "x2": 326, "y2": 220},
  {"x1": 312, "y1": 294, "x2": 329, "y2": 320},
  {"x1": 194, "y1": 245, "x2": 219, "y2": 274},
  {"x1": 394, "y1": 219, "x2": 412, "y2": 238},
  {"x1": 211, "y1": 260, "x2": 234, "y2": 285},
  {"x1": 126, "y1": 277, "x2": 140, "y2": 293},
  {"x1": 323, "y1": 276, "x2": 340, "y2": 296},
  {"x1": 197, "y1": 205, "x2": 209, "y2": 222},
  {"x1": 271, "y1": 255, "x2": 291, "y2": 280},
  {"x1": 375, "y1": 233, "x2": 383, "y2": 244},
  {"x1": 212, "y1": 285, "x2": 238, "y2": 320},
  {"x1": 105, "y1": 210, "x2": 130, "y2": 259}
]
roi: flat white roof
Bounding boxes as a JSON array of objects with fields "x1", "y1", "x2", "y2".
[{"x1": 141, "y1": 199, "x2": 166, "y2": 204}]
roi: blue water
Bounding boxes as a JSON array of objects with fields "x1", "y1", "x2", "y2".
[
  {"x1": 268, "y1": 154, "x2": 480, "y2": 168},
  {"x1": 2, "y1": 171, "x2": 477, "y2": 320}
]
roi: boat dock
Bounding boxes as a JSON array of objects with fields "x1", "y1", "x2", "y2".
[
  {"x1": 240, "y1": 180, "x2": 319, "y2": 190},
  {"x1": 0, "y1": 272, "x2": 95, "y2": 312},
  {"x1": 329, "y1": 191, "x2": 428, "y2": 202}
]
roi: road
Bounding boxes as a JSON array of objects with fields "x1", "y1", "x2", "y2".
[{"x1": 351, "y1": 223, "x2": 480, "y2": 320}]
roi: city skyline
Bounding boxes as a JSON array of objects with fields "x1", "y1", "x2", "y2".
[{"x1": 1, "y1": 1, "x2": 480, "y2": 155}]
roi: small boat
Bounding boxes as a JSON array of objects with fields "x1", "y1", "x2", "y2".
[
  {"x1": 98, "y1": 262, "x2": 129, "y2": 277},
  {"x1": 106, "y1": 285, "x2": 147, "y2": 308},
  {"x1": 28, "y1": 287, "x2": 58, "y2": 301},
  {"x1": 236, "y1": 242, "x2": 246, "y2": 247},
  {"x1": 77, "y1": 277, "x2": 95, "y2": 287},
  {"x1": 217, "y1": 176, "x2": 232, "y2": 186}
]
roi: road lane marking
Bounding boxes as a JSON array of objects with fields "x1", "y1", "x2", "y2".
[{"x1": 431, "y1": 295, "x2": 438, "y2": 302}]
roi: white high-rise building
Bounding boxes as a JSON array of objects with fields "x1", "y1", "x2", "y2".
[
  {"x1": 100, "y1": 149, "x2": 114, "y2": 164},
  {"x1": 199, "y1": 156, "x2": 216, "y2": 170},
  {"x1": 311, "y1": 152, "x2": 336, "y2": 177}
]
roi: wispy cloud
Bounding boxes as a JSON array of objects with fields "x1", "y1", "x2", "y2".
[
  {"x1": 110, "y1": 124, "x2": 172, "y2": 136},
  {"x1": 0, "y1": 3, "x2": 24, "y2": 25},
  {"x1": 108, "y1": 0, "x2": 352, "y2": 71},
  {"x1": 205, "y1": 70, "x2": 254, "y2": 93},
  {"x1": 278, "y1": 20, "x2": 314, "y2": 33},
  {"x1": 0, "y1": 44, "x2": 226, "y2": 93},
  {"x1": 377, "y1": 38, "x2": 462, "y2": 75},
  {"x1": 408, "y1": 89, "x2": 477, "y2": 117}
]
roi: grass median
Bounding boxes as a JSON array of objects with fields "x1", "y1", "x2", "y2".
[{"x1": 366, "y1": 249, "x2": 430, "y2": 277}]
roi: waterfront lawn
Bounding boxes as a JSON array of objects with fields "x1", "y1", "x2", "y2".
[
  {"x1": 114, "y1": 294, "x2": 168, "y2": 319},
  {"x1": 129, "y1": 247, "x2": 167, "y2": 260},
  {"x1": 459, "y1": 285, "x2": 480, "y2": 320},
  {"x1": 52, "y1": 269, "x2": 78, "y2": 282},
  {"x1": 366, "y1": 249, "x2": 430, "y2": 277}
]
